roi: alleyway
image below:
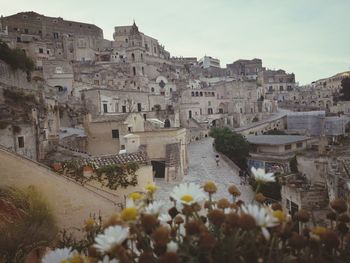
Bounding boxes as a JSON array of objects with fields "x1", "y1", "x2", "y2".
[{"x1": 155, "y1": 137, "x2": 254, "y2": 203}]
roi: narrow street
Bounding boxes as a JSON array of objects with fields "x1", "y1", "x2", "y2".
[{"x1": 155, "y1": 137, "x2": 254, "y2": 203}]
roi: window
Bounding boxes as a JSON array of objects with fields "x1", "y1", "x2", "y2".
[
  {"x1": 103, "y1": 104, "x2": 108, "y2": 113},
  {"x1": 53, "y1": 32, "x2": 59, "y2": 39},
  {"x1": 296, "y1": 142, "x2": 303, "y2": 148},
  {"x1": 46, "y1": 50, "x2": 50, "y2": 55},
  {"x1": 131, "y1": 53, "x2": 135, "y2": 62},
  {"x1": 39, "y1": 48, "x2": 43, "y2": 54},
  {"x1": 38, "y1": 30, "x2": 42, "y2": 34},
  {"x1": 128, "y1": 127, "x2": 132, "y2": 132},
  {"x1": 121, "y1": 145, "x2": 126, "y2": 150},
  {"x1": 280, "y1": 86, "x2": 283, "y2": 91},
  {"x1": 219, "y1": 108, "x2": 223, "y2": 113},
  {"x1": 208, "y1": 108, "x2": 213, "y2": 114},
  {"x1": 142, "y1": 67, "x2": 144, "y2": 75},
  {"x1": 94, "y1": 80, "x2": 99, "y2": 85},
  {"x1": 18, "y1": 136, "x2": 24, "y2": 148},
  {"x1": 122, "y1": 106, "x2": 126, "y2": 113},
  {"x1": 151, "y1": 87, "x2": 155, "y2": 92},
  {"x1": 208, "y1": 101, "x2": 211, "y2": 106},
  {"x1": 137, "y1": 103, "x2": 142, "y2": 112},
  {"x1": 154, "y1": 47, "x2": 157, "y2": 53},
  {"x1": 285, "y1": 144, "x2": 292, "y2": 150},
  {"x1": 132, "y1": 67, "x2": 136, "y2": 76},
  {"x1": 24, "y1": 28, "x2": 29, "y2": 34},
  {"x1": 112, "y1": 129, "x2": 119, "y2": 139}
]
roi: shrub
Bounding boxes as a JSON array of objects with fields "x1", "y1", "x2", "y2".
[
  {"x1": 0, "y1": 40, "x2": 34, "y2": 74},
  {"x1": 0, "y1": 186, "x2": 58, "y2": 262},
  {"x1": 210, "y1": 127, "x2": 251, "y2": 168}
]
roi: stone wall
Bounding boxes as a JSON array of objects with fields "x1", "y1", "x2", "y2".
[{"x1": 0, "y1": 146, "x2": 117, "y2": 231}]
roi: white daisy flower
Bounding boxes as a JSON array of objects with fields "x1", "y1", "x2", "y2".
[
  {"x1": 98, "y1": 255, "x2": 119, "y2": 263},
  {"x1": 41, "y1": 247, "x2": 75, "y2": 263},
  {"x1": 167, "y1": 240, "x2": 178, "y2": 253},
  {"x1": 170, "y1": 182, "x2": 206, "y2": 206},
  {"x1": 144, "y1": 200, "x2": 166, "y2": 215},
  {"x1": 224, "y1": 207, "x2": 237, "y2": 214},
  {"x1": 251, "y1": 167, "x2": 275, "y2": 183},
  {"x1": 241, "y1": 204, "x2": 279, "y2": 240},
  {"x1": 94, "y1": 225, "x2": 129, "y2": 253},
  {"x1": 158, "y1": 213, "x2": 172, "y2": 225}
]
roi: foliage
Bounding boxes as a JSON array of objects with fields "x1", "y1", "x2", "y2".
[
  {"x1": 0, "y1": 186, "x2": 58, "y2": 263},
  {"x1": 45, "y1": 181, "x2": 350, "y2": 263},
  {"x1": 3, "y1": 88, "x2": 37, "y2": 105},
  {"x1": 0, "y1": 40, "x2": 34, "y2": 74},
  {"x1": 0, "y1": 121, "x2": 10, "y2": 129},
  {"x1": 339, "y1": 77, "x2": 350, "y2": 101},
  {"x1": 290, "y1": 155, "x2": 299, "y2": 174},
  {"x1": 57, "y1": 214, "x2": 103, "y2": 254},
  {"x1": 63, "y1": 161, "x2": 139, "y2": 190},
  {"x1": 250, "y1": 174, "x2": 282, "y2": 201},
  {"x1": 210, "y1": 127, "x2": 250, "y2": 168},
  {"x1": 252, "y1": 116, "x2": 259, "y2": 122},
  {"x1": 263, "y1": 129, "x2": 287, "y2": 135},
  {"x1": 95, "y1": 163, "x2": 139, "y2": 190}
]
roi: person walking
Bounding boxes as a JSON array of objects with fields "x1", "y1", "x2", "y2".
[
  {"x1": 215, "y1": 154, "x2": 220, "y2": 166},
  {"x1": 239, "y1": 169, "x2": 244, "y2": 185}
]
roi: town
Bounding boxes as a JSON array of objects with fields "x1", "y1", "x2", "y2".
[{"x1": 1, "y1": 9, "x2": 350, "y2": 263}]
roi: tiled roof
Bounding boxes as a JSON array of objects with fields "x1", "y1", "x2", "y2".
[{"x1": 78, "y1": 151, "x2": 148, "y2": 169}]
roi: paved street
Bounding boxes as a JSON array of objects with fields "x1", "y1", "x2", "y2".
[{"x1": 155, "y1": 137, "x2": 254, "y2": 203}]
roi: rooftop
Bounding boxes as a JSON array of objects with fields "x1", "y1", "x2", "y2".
[
  {"x1": 77, "y1": 151, "x2": 148, "y2": 169},
  {"x1": 246, "y1": 135, "x2": 309, "y2": 146}
]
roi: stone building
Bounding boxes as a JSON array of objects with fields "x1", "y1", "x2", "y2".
[
  {"x1": 0, "y1": 12, "x2": 103, "y2": 65},
  {"x1": 84, "y1": 113, "x2": 145, "y2": 156},
  {"x1": 113, "y1": 21, "x2": 170, "y2": 60},
  {"x1": 124, "y1": 128, "x2": 188, "y2": 181},
  {"x1": 0, "y1": 60, "x2": 60, "y2": 161},
  {"x1": 259, "y1": 69, "x2": 295, "y2": 101},
  {"x1": 247, "y1": 135, "x2": 310, "y2": 174},
  {"x1": 226, "y1": 58, "x2": 264, "y2": 80}
]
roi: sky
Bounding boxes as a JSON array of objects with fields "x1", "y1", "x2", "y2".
[{"x1": 1, "y1": 0, "x2": 349, "y2": 84}]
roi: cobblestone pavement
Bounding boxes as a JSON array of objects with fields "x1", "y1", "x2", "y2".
[{"x1": 155, "y1": 137, "x2": 254, "y2": 203}]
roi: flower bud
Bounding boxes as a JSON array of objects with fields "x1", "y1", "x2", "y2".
[
  {"x1": 203, "y1": 181, "x2": 217, "y2": 194},
  {"x1": 330, "y1": 198, "x2": 347, "y2": 213},
  {"x1": 217, "y1": 198, "x2": 230, "y2": 209}
]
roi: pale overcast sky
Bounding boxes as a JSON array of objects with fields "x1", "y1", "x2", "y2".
[{"x1": 1, "y1": 0, "x2": 349, "y2": 84}]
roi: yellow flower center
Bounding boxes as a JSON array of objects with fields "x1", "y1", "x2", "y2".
[
  {"x1": 181, "y1": 194, "x2": 194, "y2": 203},
  {"x1": 84, "y1": 217, "x2": 95, "y2": 227},
  {"x1": 146, "y1": 184, "x2": 158, "y2": 193},
  {"x1": 272, "y1": 210, "x2": 286, "y2": 222},
  {"x1": 121, "y1": 207, "x2": 138, "y2": 221},
  {"x1": 312, "y1": 226, "x2": 327, "y2": 235},
  {"x1": 129, "y1": 192, "x2": 143, "y2": 201},
  {"x1": 69, "y1": 255, "x2": 84, "y2": 263}
]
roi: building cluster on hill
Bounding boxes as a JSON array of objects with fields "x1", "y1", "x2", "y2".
[{"x1": 1, "y1": 12, "x2": 350, "y2": 228}]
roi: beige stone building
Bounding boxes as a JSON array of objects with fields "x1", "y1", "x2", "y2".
[
  {"x1": 84, "y1": 113, "x2": 145, "y2": 156},
  {"x1": 124, "y1": 128, "x2": 188, "y2": 181}
]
